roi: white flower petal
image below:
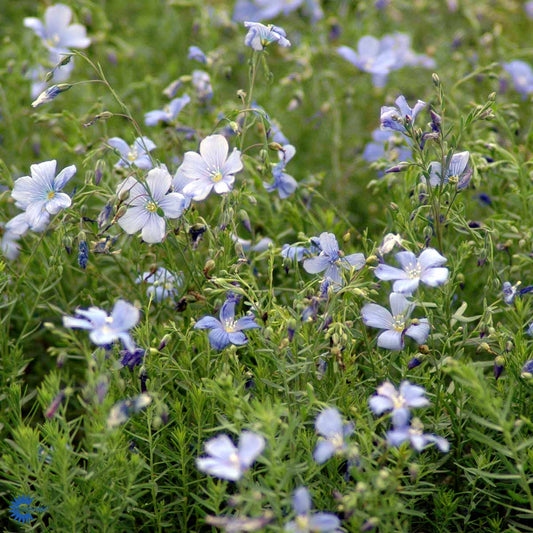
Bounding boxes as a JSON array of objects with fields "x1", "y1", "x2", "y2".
[
  {"x1": 361, "y1": 303, "x2": 393, "y2": 329},
  {"x1": 199, "y1": 134, "x2": 229, "y2": 171},
  {"x1": 118, "y1": 205, "x2": 150, "y2": 235}
]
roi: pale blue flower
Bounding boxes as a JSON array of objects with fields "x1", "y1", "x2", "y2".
[
  {"x1": 502, "y1": 281, "x2": 519, "y2": 305},
  {"x1": 187, "y1": 46, "x2": 207, "y2": 64},
  {"x1": 380, "y1": 95, "x2": 426, "y2": 133},
  {"x1": 196, "y1": 431, "x2": 265, "y2": 481},
  {"x1": 108, "y1": 136, "x2": 156, "y2": 169},
  {"x1": 234, "y1": 0, "x2": 304, "y2": 21},
  {"x1": 136, "y1": 267, "x2": 183, "y2": 301},
  {"x1": 362, "y1": 129, "x2": 412, "y2": 166},
  {"x1": 178, "y1": 134, "x2": 243, "y2": 201},
  {"x1": 233, "y1": 235, "x2": 273, "y2": 253},
  {"x1": 387, "y1": 418, "x2": 449, "y2": 453},
  {"x1": 313, "y1": 408, "x2": 354, "y2": 464},
  {"x1": 427, "y1": 151, "x2": 471, "y2": 189},
  {"x1": 369, "y1": 381, "x2": 429, "y2": 427},
  {"x1": 374, "y1": 248, "x2": 448, "y2": 294},
  {"x1": 361, "y1": 292, "x2": 430, "y2": 350},
  {"x1": 107, "y1": 393, "x2": 151, "y2": 429},
  {"x1": 284, "y1": 487, "x2": 341, "y2": 532},
  {"x1": 2, "y1": 213, "x2": 31, "y2": 260},
  {"x1": 117, "y1": 167, "x2": 186, "y2": 244},
  {"x1": 526, "y1": 1, "x2": 533, "y2": 18},
  {"x1": 194, "y1": 297, "x2": 260, "y2": 350},
  {"x1": 24, "y1": 3, "x2": 90, "y2": 53},
  {"x1": 11, "y1": 160, "x2": 76, "y2": 232},
  {"x1": 63, "y1": 299, "x2": 140, "y2": 352},
  {"x1": 303, "y1": 232, "x2": 365, "y2": 286},
  {"x1": 144, "y1": 94, "x2": 191, "y2": 126},
  {"x1": 503, "y1": 60, "x2": 533, "y2": 98},
  {"x1": 264, "y1": 144, "x2": 298, "y2": 199},
  {"x1": 244, "y1": 22, "x2": 291, "y2": 51}
]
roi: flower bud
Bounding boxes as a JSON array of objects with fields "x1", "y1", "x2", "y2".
[{"x1": 31, "y1": 83, "x2": 72, "y2": 107}]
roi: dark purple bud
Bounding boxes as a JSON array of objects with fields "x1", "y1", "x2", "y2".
[
  {"x1": 385, "y1": 164, "x2": 408, "y2": 174},
  {"x1": 78, "y1": 240, "x2": 89, "y2": 269},
  {"x1": 140, "y1": 370, "x2": 148, "y2": 393},
  {"x1": 519, "y1": 285, "x2": 533, "y2": 296},
  {"x1": 494, "y1": 356, "x2": 505, "y2": 380},
  {"x1": 45, "y1": 390, "x2": 65, "y2": 419},
  {"x1": 120, "y1": 348, "x2": 145, "y2": 369},
  {"x1": 408, "y1": 357, "x2": 422, "y2": 370},
  {"x1": 430, "y1": 110, "x2": 442, "y2": 133},
  {"x1": 467, "y1": 221, "x2": 482, "y2": 228}
]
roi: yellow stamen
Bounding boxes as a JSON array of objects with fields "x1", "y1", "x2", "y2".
[
  {"x1": 211, "y1": 171, "x2": 223, "y2": 183},
  {"x1": 146, "y1": 201, "x2": 158, "y2": 213}
]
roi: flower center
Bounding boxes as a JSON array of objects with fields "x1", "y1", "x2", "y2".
[
  {"x1": 46, "y1": 34, "x2": 61, "y2": 47},
  {"x1": 330, "y1": 433, "x2": 344, "y2": 449},
  {"x1": 392, "y1": 314, "x2": 405, "y2": 332},
  {"x1": 127, "y1": 148, "x2": 138, "y2": 162},
  {"x1": 47, "y1": 190, "x2": 56, "y2": 200},
  {"x1": 405, "y1": 263, "x2": 421, "y2": 279},
  {"x1": 224, "y1": 319, "x2": 236, "y2": 333},
  {"x1": 228, "y1": 452, "x2": 240, "y2": 467},
  {"x1": 295, "y1": 515, "x2": 310, "y2": 529},
  {"x1": 146, "y1": 201, "x2": 158, "y2": 213},
  {"x1": 211, "y1": 171, "x2": 223, "y2": 183},
  {"x1": 392, "y1": 394, "x2": 406, "y2": 409}
]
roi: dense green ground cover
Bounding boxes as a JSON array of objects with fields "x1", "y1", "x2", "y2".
[{"x1": 0, "y1": 1, "x2": 532, "y2": 531}]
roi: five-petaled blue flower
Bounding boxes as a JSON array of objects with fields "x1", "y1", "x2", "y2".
[
  {"x1": 108, "y1": 136, "x2": 156, "y2": 169},
  {"x1": 361, "y1": 292, "x2": 430, "y2": 350},
  {"x1": 11, "y1": 160, "x2": 76, "y2": 232},
  {"x1": 374, "y1": 248, "x2": 449, "y2": 294},
  {"x1": 303, "y1": 232, "x2": 365, "y2": 287},
  {"x1": 244, "y1": 22, "x2": 291, "y2": 51},
  {"x1": 144, "y1": 94, "x2": 191, "y2": 126},
  {"x1": 503, "y1": 60, "x2": 533, "y2": 98},
  {"x1": 194, "y1": 297, "x2": 260, "y2": 350},
  {"x1": 264, "y1": 144, "x2": 298, "y2": 199},
  {"x1": 380, "y1": 95, "x2": 426, "y2": 133},
  {"x1": 196, "y1": 431, "x2": 265, "y2": 481},
  {"x1": 284, "y1": 487, "x2": 341, "y2": 532},
  {"x1": 63, "y1": 299, "x2": 140, "y2": 352},
  {"x1": 313, "y1": 407, "x2": 354, "y2": 464},
  {"x1": 368, "y1": 381, "x2": 430, "y2": 427},
  {"x1": 137, "y1": 267, "x2": 183, "y2": 301},
  {"x1": 386, "y1": 418, "x2": 449, "y2": 453},
  {"x1": 427, "y1": 151, "x2": 472, "y2": 189}
]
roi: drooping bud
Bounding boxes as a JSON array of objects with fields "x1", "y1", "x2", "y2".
[{"x1": 31, "y1": 83, "x2": 72, "y2": 107}]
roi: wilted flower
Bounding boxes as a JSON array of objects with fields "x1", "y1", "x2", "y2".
[
  {"x1": 24, "y1": 3, "x2": 90, "y2": 53},
  {"x1": 117, "y1": 168, "x2": 186, "y2": 244},
  {"x1": 192, "y1": 70, "x2": 213, "y2": 101},
  {"x1": 368, "y1": 381, "x2": 429, "y2": 426},
  {"x1": 194, "y1": 297, "x2": 260, "y2": 350},
  {"x1": 144, "y1": 94, "x2": 191, "y2": 126},
  {"x1": 386, "y1": 418, "x2": 449, "y2": 453},
  {"x1": 427, "y1": 151, "x2": 472, "y2": 189},
  {"x1": 377, "y1": 233, "x2": 404, "y2": 256},
  {"x1": 361, "y1": 292, "x2": 430, "y2": 350},
  {"x1": 107, "y1": 394, "x2": 152, "y2": 429},
  {"x1": 108, "y1": 136, "x2": 156, "y2": 169},
  {"x1": 503, "y1": 61, "x2": 533, "y2": 98},
  {"x1": 11, "y1": 160, "x2": 76, "y2": 232},
  {"x1": 63, "y1": 299, "x2": 140, "y2": 352},
  {"x1": 284, "y1": 487, "x2": 341, "y2": 533},
  {"x1": 120, "y1": 347, "x2": 145, "y2": 369},
  {"x1": 374, "y1": 248, "x2": 448, "y2": 294},
  {"x1": 244, "y1": 22, "x2": 291, "y2": 51},
  {"x1": 521, "y1": 359, "x2": 533, "y2": 378},
  {"x1": 178, "y1": 134, "x2": 243, "y2": 201},
  {"x1": 313, "y1": 408, "x2": 354, "y2": 464},
  {"x1": 303, "y1": 232, "x2": 365, "y2": 287},
  {"x1": 196, "y1": 431, "x2": 265, "y2": 481},
  {"x1": 264, "y1": 144, "x2": 298, "y2": 199},
  {"x1": 380, "y1": 95, "x2": 426, "y2": 133},
  {"x1": 502, "y1": 281, "x2": 520, "y2": 305}
]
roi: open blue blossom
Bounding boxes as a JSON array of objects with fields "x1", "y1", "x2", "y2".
[
  {"x1": 284, "y1": 487, "x2": 341, "y2": 533},
  {"x1": 503, "y1": 61, "x2": 533, "y2": 98},
  {"x1": 63, "y1": 299, "x2": 140, "y2": 352},
  {"x1": 11, "y1": 160, "x2": 76, "y2": 232},
  {"x1": 303, "y1": 232, "x2": 365, "y2": 287},
  {"x1": 108, "y1": 136, "x2": 156, "y2": 169},
  {"x1": 427, "y1": 151, "x2": 472, "y2": 189},
  {"x1": 368, "y1": 381, "x2": 429, "y2": 427},
  {"x1": 196, "y1": 431, "x2": 265, "y2": 481},
  {"x1": 313, "y1": 408, "x2": 354, "y2": 464},
  {"x1": 24, "y1": 3, "x2": 90, "y2": 53},
  {"x1": 194, "y1": 298, "x2": 260, "y2": 350},
  {"x1": 361, "y1": 292, "x2": 430, "y2": 350},
  {"x1": 117, "y1": 168, "x2": 186, "y2": 244},
  {"x1": 264, "y1": 144, "x2": 298, "y2": 199},
  {"x1": 387, "y1": 418, "x2": 449, "y2": 453},
  {"x1": 380, "y1": 95, "x2": 426, "y2": 133},
  {"x1": 374, "y1": 248, "x2": 448, "y2": 294},
  {"x1": 107, "y1": 393, "x2": 152, "y2": 429},
  {"x1": 187, "y1": 46, "x2": 207, "y2": 64},
  {"x1": 144, "y1": 94, "x2": 190, "y2": 126},
  {"x1": 338, "y1": 33, "x2": 434, "y2": 87},
  {"x1": 178, "y1": 134, "x2": 243, "y2": 201},
  {"x1": 244, "y1": 22, "x2": 291, "y2": 51},
  {"x1": 234, "y1": 0, "x2": 303, "y2": 21},
  {"x1": 136, "y1": 267, "x2": 183, "y2": 301}
]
